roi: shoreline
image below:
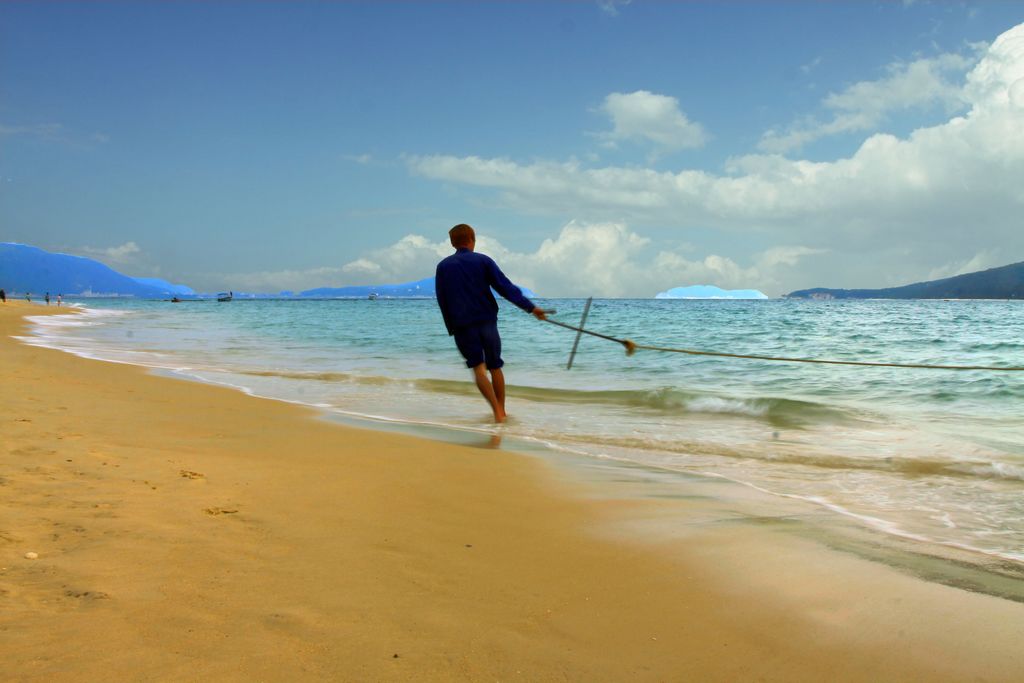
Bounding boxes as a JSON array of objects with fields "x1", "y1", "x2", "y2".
[{"x1": 3, "y1": 300, "x2": 1024, "y2": 681}]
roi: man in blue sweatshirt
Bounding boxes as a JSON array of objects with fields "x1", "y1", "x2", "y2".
[{"x1": 435, "y1": 224, "x2": 546, "y2": 423}]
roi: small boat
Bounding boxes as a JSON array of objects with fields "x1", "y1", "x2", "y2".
[
  {"x1": 217, "y1": 291, "x2": 233, "y2": 302},
  {"x1": 368, "y1": 292, "x2": 378, "y2": 300}
]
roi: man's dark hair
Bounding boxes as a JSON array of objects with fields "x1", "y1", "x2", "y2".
[{"x1": 449, "y1": 224, "x2": 475, "y2": 248}]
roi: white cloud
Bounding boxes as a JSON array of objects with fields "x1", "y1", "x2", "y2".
[
  {"x1": 219, "y1": 266, "x2": 348, "y2": 293},
  {"x1": 598, "y1": 91, "x2": 709, "y2": 154},
  {"x1": 0, "y1": 122, "x2": 65, "y2": 139},
  {"x1": 343, "y1": 153, "x2": 373, "y2": 165},
  {"x1": 79, "y1": 241, "x2": 142, "y2": 264},
  {"x1": 340, "y1": 234, "x2": 451, "y2": 282},
  {"x1": 925, "y1": 249, "x2": 1001, "y2": 281},
  {"x1": 0, "y1": 122, "x2": 109, "y2": 146},
  {"x1": 341, "y1": 258, "x2": 382, "y2": 275},
  {"x1": 597, "y1": 0, "x2": 631, "y2": 17},
  {"x1": 407, "y1": 23, "x2": 1024, "y2": 291},
  {"x1": 759, "y1": 50, "x2": 980, "y2": 153},
  {"x1": 213, "y1": 237, "x2": 448, "y2": 293},
  {"x1": 345, "y1": 221, "x2": 820, "y2": 298},
  {"x1": 755, "y1": 245, "x2": 827, "y2": 270},
  {"x1": 800, "y1": 56, "x2": 823, "y2": 75}
]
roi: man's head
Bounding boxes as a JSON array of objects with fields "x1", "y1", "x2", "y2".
[{"x1": 449, "y1": 223, "x2": 476, "y2": 250}]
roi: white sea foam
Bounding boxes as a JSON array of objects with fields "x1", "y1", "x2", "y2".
[
  {"x1": 954, "y1": 461, "x2": 1024, "y2": 481},
  {"x1": 684, "y1": 396, "x2": 769, "y2": 417}
]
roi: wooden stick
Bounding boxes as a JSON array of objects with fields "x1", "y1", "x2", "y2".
[{"x1": 566, "y1": 297, "x2": 592, "y2": 370}]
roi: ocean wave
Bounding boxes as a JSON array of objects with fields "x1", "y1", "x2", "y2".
[
  {"x1": 560, "y1": 430, "x2": 1024, "y2": 483},
  {"x1": 416, "y1": 380, "x2": 853, "y2": 427},
  {"x1": 760, "y1": 452, "x2": 1024, "y2": 482},
  {"x1": 235, "y1": 368, "x2": 390, "y2": 385},
  {"x1": 25, "y1": 307, "x2": 128, "y2": 328},
  {"x1": 950, "y1": 460, "x2": 1024, "y2": 481},
  {"x1": 967, "y1": 341, "x2": 1024, "y2": 352},
  {"x1": 231, "y1": 369, "x2": 858, "y2": 427}
]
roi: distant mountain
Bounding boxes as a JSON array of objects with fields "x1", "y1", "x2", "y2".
[
  {"x1": 1, "y1": 242, "x2": 538, "y2": 300},
  {"x1": 786, "y1": 261, "x2": 1024, "y2": 300},
  {"x1": 0, "y1": 243, "x2": 188, "y2": 297},
  {"x1": 655, "y1": 285, "x2": 768, "y2": 300},
  {"x1": 132, "y1": 277, "x2": 195, "y2": 296}
]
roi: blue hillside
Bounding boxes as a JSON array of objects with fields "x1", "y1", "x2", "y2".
[
  {"x1": 132, "y1": 277, "x2": 195, "y2": 296},
  {"x1": 0, "y1": 243, "x2": 182, "y2": 297}
]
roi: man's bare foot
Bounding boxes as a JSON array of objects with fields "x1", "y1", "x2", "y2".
[{"x1": 494, "y1": 411, "x2": 507, "y2": 423}]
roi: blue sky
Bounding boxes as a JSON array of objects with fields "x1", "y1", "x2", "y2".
[{"x1": 2, "y1": 1, "x2": 1023, "y2": 295}]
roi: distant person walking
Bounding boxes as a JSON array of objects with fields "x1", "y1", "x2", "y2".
[
  {"x1": 45, "y1": 292, "x2": 50, "y2": 305},
  {"x1": 25, "y1": 292, "x2": 30, "y2": 302},
  {"x1": 57, "y1": 293, "x2": 62, "y2": 307},
  {"x1": 0, "y1": 288, "x2": 6, "y2": 303},
  {"x1": 435, "y1": 223, "x2": 546, "y2": 423}
]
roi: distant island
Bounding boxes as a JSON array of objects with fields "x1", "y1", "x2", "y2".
[
  {"x1": 786, "y1": 261, "x2": 1024, "y2": 300},
  {"x1": 300, "y1": 278, "x2": 436, "y2": 299},
  {"x1": 655, "y1": 285, "x2": 768, "y2": 300}
]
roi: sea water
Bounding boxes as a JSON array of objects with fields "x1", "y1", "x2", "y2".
[{"x1": 19, "y1": 297, "x2": 1024, "y2": 563}]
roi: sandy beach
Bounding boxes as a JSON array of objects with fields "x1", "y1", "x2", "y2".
[{"x1": 2, "y1": 301, "x2": 1024, "y2": 682}]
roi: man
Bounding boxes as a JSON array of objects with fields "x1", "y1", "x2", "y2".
[{"x1": 435, "y1": 224, "x2": 546, "y2": 423}]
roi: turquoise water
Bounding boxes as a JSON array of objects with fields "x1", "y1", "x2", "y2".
[{"x1": 20, "y1": 297, "x2": 1024, "y2": 562}]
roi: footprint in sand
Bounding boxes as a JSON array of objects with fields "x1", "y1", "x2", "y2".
[
  {"x1": 13, "y1": 447, "x2": 57, "y2": 457},
  {"x1": 179, "y1": 470, "x2": 205, "y2": 480},
  {"x1": 63, "y1": 589, "x2": 110, "y2": 600},
  {"x1": 203, "y1": 507, "x2": 238, "y2": 516}
]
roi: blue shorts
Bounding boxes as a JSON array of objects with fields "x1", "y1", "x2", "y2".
[{"x1": 452, "y1": 321, "x2": 504, "y2": 370}]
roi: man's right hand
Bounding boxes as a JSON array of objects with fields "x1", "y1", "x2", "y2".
[{"x1": 531, "y1": 308, "x2": 548, "y2": 321}]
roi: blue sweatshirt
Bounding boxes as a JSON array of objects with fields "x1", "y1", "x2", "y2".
[{"x1": 435, "y1": 248, "x2": 535, "y2": 335}]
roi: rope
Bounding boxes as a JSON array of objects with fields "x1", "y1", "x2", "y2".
[{"x1": 543, "y1": 318, "x2": 1024, "y2": 372}]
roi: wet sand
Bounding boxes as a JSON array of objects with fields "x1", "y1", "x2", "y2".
[{"x1": 2, "y1": 301, "x2": 1023, "y2": 681}]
